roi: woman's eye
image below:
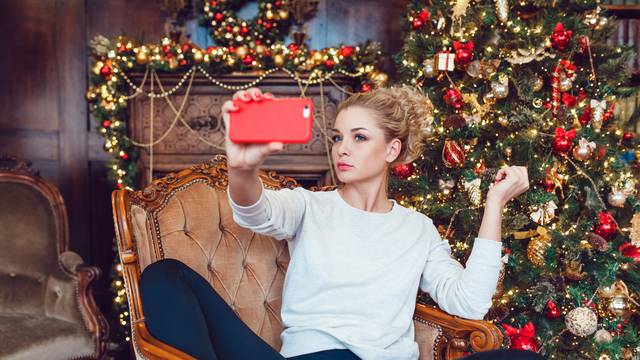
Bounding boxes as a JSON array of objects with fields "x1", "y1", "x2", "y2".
[
  {"x1": 331, "y1": 135, "x2": 341, "y2": 142},
  {"x1": 355, "y1": 134, "x2": 367, "y2": 141}
]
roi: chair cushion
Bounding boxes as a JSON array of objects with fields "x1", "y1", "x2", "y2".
[{"x1": 0, "y1": 313, "x2": 94, "y2": 360}]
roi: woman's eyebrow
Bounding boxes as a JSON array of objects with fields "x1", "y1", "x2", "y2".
[{"x1": 329, "y1": 127, "x2": 369, "y2": 133}]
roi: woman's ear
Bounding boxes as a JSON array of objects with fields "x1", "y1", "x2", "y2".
[{"x1": 386, "y1": 138, "x2": 402, "y2": 163}]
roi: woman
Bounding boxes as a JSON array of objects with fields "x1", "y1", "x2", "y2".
[{"x1": 140, "y1": 86, "x2": 540, "y2": 360}]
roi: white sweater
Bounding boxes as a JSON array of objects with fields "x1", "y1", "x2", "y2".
[{"x1": 226, "y1": 180, "x2": 502, "y2": 360}]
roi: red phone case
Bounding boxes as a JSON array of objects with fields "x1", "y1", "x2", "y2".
[{"x1": 229, "y1": 97, "x2": 314, "y2": 143}]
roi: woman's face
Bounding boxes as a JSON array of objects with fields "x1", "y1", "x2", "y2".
[{"x1": 330, "y1": 106, "x2": 401, "y2": 185}]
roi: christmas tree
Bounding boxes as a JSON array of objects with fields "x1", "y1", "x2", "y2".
[{"x1": 392, "y1": 1, "x2": 640, "y2": 358}]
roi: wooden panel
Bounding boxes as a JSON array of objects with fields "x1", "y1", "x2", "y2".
[
  {"x1": 0, "y1": 0, "x2": 60, "y2": 131},
  {"x1": 87, "y1": 0, "x2": 166, "y2": 41}
]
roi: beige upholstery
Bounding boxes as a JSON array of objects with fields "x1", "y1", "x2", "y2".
[{"x1": 0, "y1": 156, "x2": 108, "y2": 360}]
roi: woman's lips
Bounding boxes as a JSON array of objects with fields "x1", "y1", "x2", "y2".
[{"x1": 337, "y1": 163, "x2": 352, "y2": 171}]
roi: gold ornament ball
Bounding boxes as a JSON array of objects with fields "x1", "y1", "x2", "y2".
[
  {"x1": 607, "y1": 191, "x2": 627, "y2": 208},
  {"x1": 533, "y1": 76, "x2": 544, "y2": 91},
  {"x1": 278, "y1": 9, "x2": 289, "y2": 19},
  {"x1": 371, "y1": 71, "x2": 389, "y2": 87},
  {"x1": 572, "y1": 145, "x2": 593, "y2": 161},
  {"x1": 483, "y1": 91, "x2": 496, "y2": 105},
  {"x1": 312, "y1": 51, "x2": 324, "y2": 64},
  {"x1": 135, "y1": 51, "x2": 149, "y2": 64},
  {"x1": 235, "y1": 46, "x2": 249, "y2": 58},
  {"x1": 255, "y1": 45, "x2": 267, "y2": 55},
  {"x1": 266, "y1": 10, "x2": 274, "y2": 19},
  {"x1": 527, "y1": 237, "x2": 550, "y2": 266},
  {"x1": 497, "y1": 115, "x2": 509, "y2": 127},
  {"x1": 168, "y1": 57, "x2": 178, "y2": 70},
  {"x1": 504, "y1": 146, "x2": 512, "y2": 158},
  {"x1": 593, "y1": 329, "x2": 613, "y2": 344},
  {"x1": 423, "y1": 59, "x2": 436, "y2": 77},
  {"x1": 274, "y1": 54, "x2": 285, "y2": 67},
  {"x1": 559, "y1": 76, "x2": 573, "y2": 92},
  {"x1": 425, "y1": 125, "x2": 435, "y2": 137},
  {"x1": 565, "y1": 307, "x2": 598, "y2": 337},
  {"x1": 607, "y1": 294, "x2": 632, "y2": 320},
  {"x1": 193, "y1": 50, "x2": 204, "y2": 62}
]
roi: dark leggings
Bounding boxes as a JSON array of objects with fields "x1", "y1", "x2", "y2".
[{"x1": 140, "y1": 259, "x2": 544, "y2": 360}]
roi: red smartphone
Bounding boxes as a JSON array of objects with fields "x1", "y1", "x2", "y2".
[{"x1": 228, "y1": 97, "x2": 314, "y2": 143}]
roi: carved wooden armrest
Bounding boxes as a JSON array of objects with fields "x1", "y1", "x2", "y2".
[
  {"x1": 59, "y1": 251, "x2": 110, "y2": 359},
  {"x1": 414, "y1": 302, "x2": 503, "y2": 360}
]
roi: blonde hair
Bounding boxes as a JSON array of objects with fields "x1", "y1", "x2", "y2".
[{"x1": 336, "y1": 85, "x2": 434, "y2": 168}]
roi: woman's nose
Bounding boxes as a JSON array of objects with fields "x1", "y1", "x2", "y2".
[{"x1": 335, "y1": 140, "x2": 350, "y2": 156}]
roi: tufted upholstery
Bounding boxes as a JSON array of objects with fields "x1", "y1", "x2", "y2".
[
  {"x1": 112, "y1": 155, "x2": 503, "y2": 360},
  {"x1": 0, "y1": 156, "x2": 108, "y2": 360}
]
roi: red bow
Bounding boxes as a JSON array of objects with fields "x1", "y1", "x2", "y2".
[
  {"x1": 555, "y1": 127, "x2": 576, "y2": 141},
  {"x1": 558, "y1": 59, "x2": 576, "y2": 73},
  {"x1": 619, "y1": 243, "x2": 640, "y2": 263},
  {"x1": 453, "y1": 41, "x2": 474, "y2": 52},
  {"x1": 562, "y1": 93, "x2": 576, "y2": 107},
  {"x1": 502, "y1": 322, "x2": 536, "y2": 338}
]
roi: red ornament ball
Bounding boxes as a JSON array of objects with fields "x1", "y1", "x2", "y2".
[
  {"x1": 214, "y1": 12, "x2": 224, "y2": 22},
  {"x1": 242, "y1": 55, "x2": 254, "y2": 65},
  {"x1": 553, "y1": 137, "x2": 573, "y2": 153},
  {"x1": 324, "y1": 59, "x2": 335, "y2": 69},
  {"x1": 442, "y1": 139, "x2": 465, "y2": 168},
  {"x1": 392, "y1": 163, "x2": 415, "y2": 179},
  {"x1": 102, "y1": 120, "x2": 112, "y2": 128},
  {"x1": 419, "y1": 9, "x2": 430, "y2": 22},
  {"x1": 594, "y1": 211, "x2": 617, "y2": 239},
  {"x1": 511, "y1": 335, "x2": 540, "y2": 352},
  {"x1": 340, "y1": 46, "x2": 355, "y2": 58},
  {"x1": 623, "y1": 132, "x2": 634, "y2": 141},
  {"x1": 443, "y1": 88, "x2": 464, "y2": 109}
]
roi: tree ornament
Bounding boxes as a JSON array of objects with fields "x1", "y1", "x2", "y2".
[
  {"x1": 491, "y1": 75, "x2": 509, "y2": 99},
  {"x1": 593, "y1": 329, "x2": 613, "y2": 344},
  {"x1": 563, "y1": 259, "x2": 587, "y2": 280},
  {"x1": 551, "y1": 60, "x2": 576, "y2": 118},
  {"x1": 100, "y1": 64, "x2": 112, "y2": 78},
  {"x1": 572, "y1": 138, "x2": 596, "y2": 161},
  {"x1": 435, "y1": 51, "x2": 455, "y2": 71},
  {"x1": 495, "y1": 0, "x2": 509, "y2": 23},
  {"x1": 619, "y1": 243, "x2": 640, "y2": 264},
  {"x1": 443, "y1": 88, "x2": 464, "y2": 109},
  {"x1": 527, "y1": 229, "x2": 551, "y2": 266},
  {"x1": 586, "y1": 232, "x2": 609, "y2": 252},
  {"x1": 135, "y1": 49, "x2": 149, "y2": 64},
  {"x1": 544, "y1": 164, "x2": 564, "y2": 197},
  {"x1": 411, "y1": 17, "x2": 424, "y2": 30},
  {"x1": 273, "y1": 53, "x2": 285, "y2": 67},
  {"x1": 423, "y1": 59, "x2": 436, "y2": 77},
  {"x1": 339, "y1": 45, "x2": 355, "y2": 58},
  {"x1": 501, "y1": 322, "x2": 540, "y2": 351},
  {"x1": 438, "y1": 179, "x2": 455, "y2": 198},
  {"x1": 370, "y1": 71, "x2": 389, "y2": 87},
  {"x1": 530, "y1": 201, "x2": 557, "y2": 225},
  {"x1": 584, "y1": 5, "x2": 608, "y2": 30},
  {"x1": 532, "y1": 76, "x2": 544, "y2": 91},
  {"x1": 590, "y1": 99, "x2": 607, "y2": 131},
  {"x1": 453, "y1": 41, "x2": 474, "y2": 66},
  {"x1": 565, "y1": 307, "x2": 598, "y2": 337},
  {"x1": 442, "y1": 139, "x2": 465, "y2": 168},
  {"x1": 466, "y1": 59, "x2": 501, "y2": 79},
  {"x1": 546, "y1": 300, "x2": 561, "y2": 319},
  {"x1": 392, "y1": 163, "x2": 414, "y2": 179},
  {"x1": 360, "y1": 83, "x2": 372, "y2": 93},
  {"x1": 550, "y1": 22, "x2": 573, "y2": 51},
  {"x1": 599, "y1": 280, "x2": 634, "y2": 320},
  {"x1": 594, "y1": 211, "x2": 617, "y2": 239},
  {"x1": 554, "y1": 127, "x2": 576, "y2": 154},
  {"x1": 464, "y1": 178, "x2": 482, "y2": 206}
]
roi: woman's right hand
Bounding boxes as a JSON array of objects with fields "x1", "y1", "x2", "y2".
[{"x1": 221, "y1": 87, "x2": 284, "y2": 171}]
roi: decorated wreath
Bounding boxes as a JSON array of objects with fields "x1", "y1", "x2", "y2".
[{"x1": 201, "y1": 0, "x2": 294, "y2": 48}]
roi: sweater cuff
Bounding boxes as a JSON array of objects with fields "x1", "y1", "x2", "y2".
[
  {"x1": 466, "y1": 237, "x2": 502, "y2": 268},
  {"x1": 226, "y1": 177, "x2": 268, "y2": 217}
]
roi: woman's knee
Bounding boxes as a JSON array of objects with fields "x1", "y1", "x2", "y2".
[{"x1": 141, "y1": 258, "x2": 189, "y2": 285}]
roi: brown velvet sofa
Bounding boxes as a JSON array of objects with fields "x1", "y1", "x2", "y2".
[
  {"x1": 0, "y1": 156, "x2": 108, "y2": 359},
  {"x1": 111, "y1": 155, "x2": 503, "y2": 360}
]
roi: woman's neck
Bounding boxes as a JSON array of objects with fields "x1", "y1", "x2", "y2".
[{"x1": 338, "y1": 178, "x2": 392, "y2": 213}]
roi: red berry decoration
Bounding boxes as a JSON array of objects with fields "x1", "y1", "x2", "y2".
[
  {"x1": 242, "y1": 55, "x2": 254, "y2": 66},
  {"x1": 453, "y1": 41, "x2": 474, "y2": 66},
  {"x1": 550, "y1": 22, "x2": 573, "y2": 51},
  {"x1": 102, "y1": 120, "x2": 112, "y2": 128},
  {"x1": 594, "y1": 211, "x2": 617, "y2": 239},
  {"x1": 502, "y1": 322, "x2": 540, "y2": 352},
  {"x1": 100, "y1": 64, "x2": 112, "y2": 78},
  {"x1": 392, "y1": 163, "x2": 415, "y2": 179},
  {"x1": 214, "y1": 12, "x2": 224, "y2": 21},
  {"x1": 411, "y1": 18, "x2": 424, "y2": 30},
  {"x1": 545, "y1": 300, "x2": 561, "y2": 319},
  {"x1": 324, "y1": 59, "x2": 335, "y2": 69},
  {"x1": 553, "y1": 127, "x2": 576, "y2": 154},
  {"x1": 443, "y1": 88, "x2": 464, "y2": 109},
  {"x1": 360, "y1": 83, "x2": 372, "y2": 93},
  {"x1": 340, "y1": 46, "x2": 355, "y2": 58},
  {"x1": 419, "y1": 9, "x2": 430, "y2": 22}
]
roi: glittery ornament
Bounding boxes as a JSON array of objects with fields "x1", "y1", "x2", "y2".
[
  {"x1": 594, "y1": 211, "x2": 617, "y2": 239},
  {"x1": 530, "y1": 201, "x2": 557, "y2": 225},
  {"x1": 565, "y1": 307, "x2": 598, "y2": 337},
  {"x1": 630, "y1": 213, "x2": 640, "y2": 246},
  {"x1": 464, "y1": 178, "x2": 482, "y2": 206},
  {"x1": 423, "y1": 59, "x2": 436, "y2": 77},
  {"x1": 572, "y1": 138, "x2": 596, "y2": 161},
  {"x1": 392, "y1": 163, "x2": 414, "y2": 179},
  {"x1": 594, "y1": 329, "x2": 613, "y2": 344},
  {"x1": 550, "y1": 22, "x2": 573, "y2": 51},
  {"x1": 546, "y1": 300, "x2": 561, "y2": 319},
  {"x1": 502, "y1": 322, "x2": 540, "y2": 351},
  {"x1": 495, "y1": 0, "x2": 509, "y2": 23},
  {"x1": 442, "y1": 139, "x2": 465, "y2": 168}
]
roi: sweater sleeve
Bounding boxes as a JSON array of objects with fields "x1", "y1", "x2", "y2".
[
  {"x1": 226, "y1": 177, "x2": 307, "y2": 241},
  {"x1": 419, "y1": 218, "x2": 502, "y2": 320}
]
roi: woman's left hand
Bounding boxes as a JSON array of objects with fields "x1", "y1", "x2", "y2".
[{"x1": 486, "y1": 166, "x2": 530, "y2": 208}]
